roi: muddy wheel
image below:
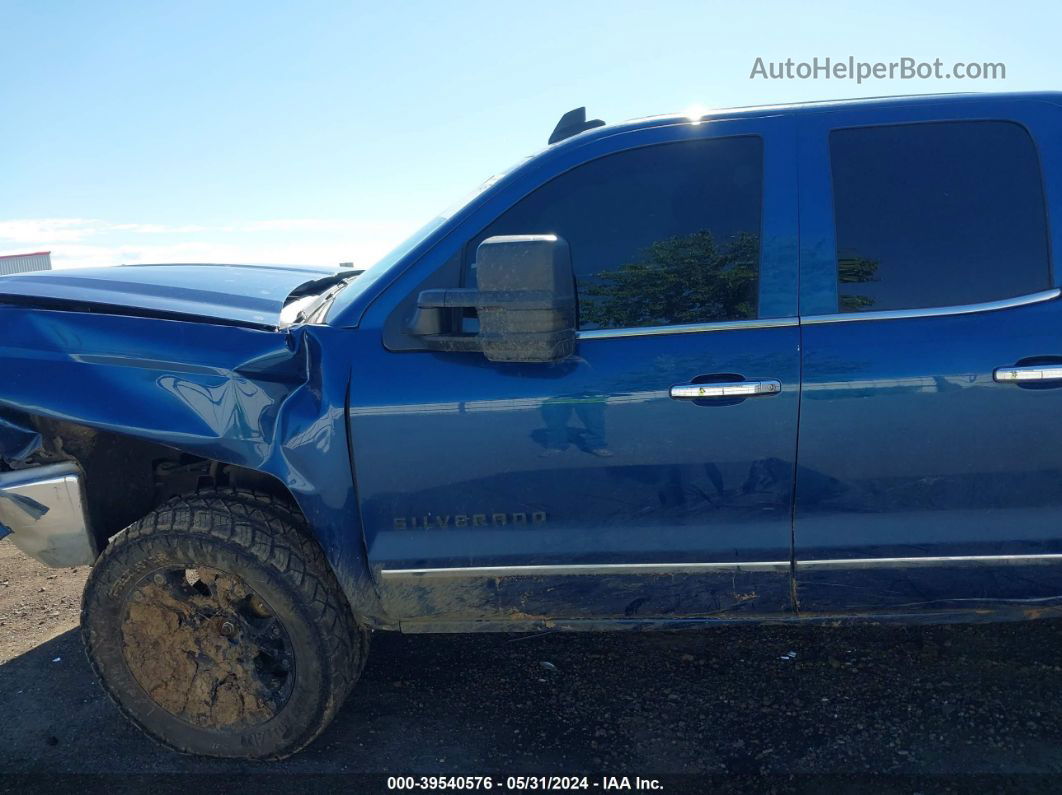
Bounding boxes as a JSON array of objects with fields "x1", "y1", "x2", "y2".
[{"x1": 81, "y1": 490, "x2": 369, "y2": 759}]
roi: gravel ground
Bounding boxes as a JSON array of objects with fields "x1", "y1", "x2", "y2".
[
  {"x1": 3, "y1": 538, "x2": 1062, "y2": 791},
  {"x1": 0, "y1": 539, "x2": 84, "y2": 664}
]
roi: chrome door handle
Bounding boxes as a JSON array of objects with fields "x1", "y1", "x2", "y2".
[
  {"x1": 994, "y1": 365, "x2": 1062, "y2": 383},
  {"x1": 670, "y1": 380, "x2": 781, "y2": 399}
]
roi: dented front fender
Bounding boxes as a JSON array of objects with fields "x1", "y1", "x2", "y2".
[{"x1": 0, "y1": 305, "x2": 382, "y2": 620}]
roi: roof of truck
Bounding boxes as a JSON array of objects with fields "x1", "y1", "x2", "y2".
[{"x1": 553, "y1": 92, "x2": 1062, "y2": 146}]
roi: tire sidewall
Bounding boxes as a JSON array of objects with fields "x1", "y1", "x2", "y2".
[{"x1": 83, "y1": 530, "x2": 333, "y2": 759}]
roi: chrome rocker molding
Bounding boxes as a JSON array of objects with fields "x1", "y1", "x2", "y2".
[
  {"x1": 383, "y1": 561, "x2": 793, "y2": 578},
  {"x1": 802, "y1": 288, "x2": 1061, "y2": 325},
  {"x1": 799, "y1": 553, "x2": 1062, "y2": 569},
  {"x1": 381, "y1": 553, "x2": 1062, "y2": 579},
  {"x1": 0, "y1": 461, "x2": 96, "y2": 567}
]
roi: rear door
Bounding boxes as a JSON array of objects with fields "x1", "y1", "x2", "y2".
[
  {"x1": 794, "y1": 98, "x2": 1062, "y2": 612},
  {"x1": 345, "y1": 116, "x2": 802, "y2": 627}
]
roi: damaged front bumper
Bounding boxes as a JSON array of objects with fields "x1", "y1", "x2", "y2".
[{"x1": 0, "y1": 462, "x2": 96, "y2": 567}]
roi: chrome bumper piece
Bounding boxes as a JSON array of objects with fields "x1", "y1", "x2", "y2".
[{"x1": 0, "y1": 462, "x2": 96, "y2": 567}]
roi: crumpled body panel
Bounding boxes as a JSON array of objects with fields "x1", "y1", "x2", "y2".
[
  {"x1": 0, "y1": 305, "x2": 379, "y2": 618},
  {"x1": 0, "y1": 412, "x2": 42, "y2": 465}
]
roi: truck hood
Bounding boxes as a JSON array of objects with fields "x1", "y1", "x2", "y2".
[{"x1": 0, "y1": 263, "x2": 353, "y2": 329}]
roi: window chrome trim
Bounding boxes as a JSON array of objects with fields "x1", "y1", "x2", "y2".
[
  {"x1": 571, "y1": 289, "x2": 1058, "y2": 337},
  {"x1": 381, "y1": 553, "x2": 1062, "y2": 579},
  {"x1": 576, "y1": 316, "x2": 798, "y2": 340},
  {"x1": 802, "y1": 288, "x2": 1060, "y2": 325}
]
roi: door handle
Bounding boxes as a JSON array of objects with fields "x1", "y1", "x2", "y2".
[
  {"x1": 994, "y1": 365, "x2": 1062, "y2": 383},
  {"x1": 670, "y1": 380, "x2": 781, "y2": 399}
]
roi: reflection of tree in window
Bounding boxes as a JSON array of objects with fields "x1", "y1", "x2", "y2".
[
  {"x1": 464, "y1": 137, "x2": 766, "y2": 331},
  {"x1": 830, "y1": 122, "x2": 1050, "y2": 313},
  {"x1": 581, "y1": 231, "x2": 759, "y2": 330},
  {"x1": 837, "y1": 255, "x2": 880, "y2": 312}
]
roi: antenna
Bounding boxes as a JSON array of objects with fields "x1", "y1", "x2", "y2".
[{"x1": 548, "y1": 107, "x2": 606, "y2": 145}]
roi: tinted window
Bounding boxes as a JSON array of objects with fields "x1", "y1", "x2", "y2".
[
  {"x1": 466, "y1": 137, "x2": 763, "y2": 330},
  {"x1": 830, "y1": 121, "x2": 1050, "y2": 313}
]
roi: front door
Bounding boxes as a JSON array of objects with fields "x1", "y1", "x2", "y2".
[{"x1": 348, "y1": 116, "x2": 801, "y2": 627}]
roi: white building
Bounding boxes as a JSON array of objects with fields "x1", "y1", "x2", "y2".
[{"x1": 0, "y1": 251, "x2": 52, "y2": 275}]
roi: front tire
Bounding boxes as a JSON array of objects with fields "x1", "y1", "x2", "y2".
[{"x1": 81, "y1": 490, "x2": 368, "y2": 759}]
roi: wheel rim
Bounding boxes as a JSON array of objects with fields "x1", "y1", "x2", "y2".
[{"x1": 120, "y1": 565, "x2": 295, "y2": 731}]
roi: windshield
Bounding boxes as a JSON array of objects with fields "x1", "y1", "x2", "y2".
[
  {"x1": 348, "y1": 173, "x2": 507, "y2": 287},
  {"x1": 323, "y1": 158, "x2": 535, "y2": 324}
]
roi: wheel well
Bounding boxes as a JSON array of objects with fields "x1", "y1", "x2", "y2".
[{"x1": 15, "y1": 415, "x2": 304, "y2": 551}]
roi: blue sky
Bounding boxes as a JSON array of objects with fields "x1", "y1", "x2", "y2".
[{"x1": 3, "y1": 0, "x2": 1061, "y2": 269}]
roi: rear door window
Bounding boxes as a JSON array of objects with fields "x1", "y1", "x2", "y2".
[{"x1": 830, "y1": 121, "x2": 1050, "y2": 312}]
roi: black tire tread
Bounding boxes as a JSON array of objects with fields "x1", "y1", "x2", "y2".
[{"x1": 82, "y1": 488, "x2": 368, "y2": 759}]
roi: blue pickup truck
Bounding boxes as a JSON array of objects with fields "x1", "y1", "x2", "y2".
[{"x1": 2, "y1": 92, "x2": 1061, "y2": 759}]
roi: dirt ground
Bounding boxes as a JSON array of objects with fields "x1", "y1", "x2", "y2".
[
  {"x1": 5, "y1": 536, "x2": 1062, "y2": 792},
  {"x1": 0, "y1": 539, "x2": 84, "y2": 665}
]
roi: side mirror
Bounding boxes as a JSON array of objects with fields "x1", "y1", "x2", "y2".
[{"x1": 409, "y1": 235, "x2": 576, "y2": 363}]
